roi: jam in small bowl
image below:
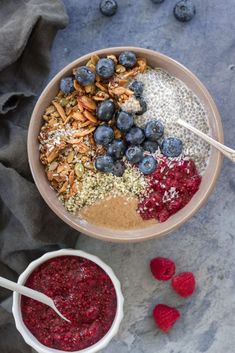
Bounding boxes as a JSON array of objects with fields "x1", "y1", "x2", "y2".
[{"x1": 12, "y1": 249, "x2": 124, "y2": 353}]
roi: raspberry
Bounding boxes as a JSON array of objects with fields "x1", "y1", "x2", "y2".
[
  {"x1": 150, "y1": 257, "x2": 176, "y2": 281},
  {"x1": 153, "y1": 304, "x2": 180, "y2": 332},
  {"x1": 171, "y1": 272, "x2": 196, "y2": 297}
]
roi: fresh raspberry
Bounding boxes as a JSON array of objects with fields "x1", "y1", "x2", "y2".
[
  {"x1": 153, "y1": 304, "x2": 180, "y2": 332},
  {"x1": 171, "y1": 272, "x2": 196, "y2": 297},
  {"x1": 150, "y1": 257, "x2": 176, "y2": 281}
]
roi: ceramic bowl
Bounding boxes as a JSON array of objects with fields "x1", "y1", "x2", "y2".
[
  {"x1": 28, "y1": 47, "x2": 223, "y2": 242},
  {"x1": 12, "y1": 249, "x2": 124, "y2": 353}
]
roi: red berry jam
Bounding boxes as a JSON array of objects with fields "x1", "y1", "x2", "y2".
[
  {"x1": 21, "y1": 256, "x2": 117, "y2": 351},
  {"x1": 138, "y1": 158, "x2": 201, "y2": 222}
]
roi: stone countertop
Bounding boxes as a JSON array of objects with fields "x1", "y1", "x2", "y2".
[{"x1": 49, "y1": 1, "x2": 235, "y2": 352}]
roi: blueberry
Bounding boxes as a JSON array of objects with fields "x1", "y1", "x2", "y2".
[
  {"x1": 95, "y1": 155, "x2": 114, "y2": 173},
  {"x1": 138, "y1": 156, "x2": 157, "y2": 175},
  {"x1": 94, "y1": 125, "x2": 114, "y2": 146},
  {"x1": 151, "y1": 0, "x2": 165, "y2": 3},
  {"x1": 96, "y1": 99, "x2": 115, "y2": 121},
  {"x1": 60, "y1": 77, "x2": 74, "y2": 94},
  {"x1": 125, "y1": 146, "x2": 144, "y2": 164},
  {"x1": 116, "y1": 110, "x2": 134, "y2": 132},
  {"x1": 161, "y1": 137, "x2": 183, "y2": 157},
  {"x1": 174, "y1": 0, "x2": 196, "y2": 22},
  {"x1": 142, "y1": 140, "x2": 159, "y2": 153},
  {"x1": 112, "y1": 160, "x2": 126, "y2": 177},
  {"x1": 144, "y1": 120, "x2": 164, "y2": 141},
  {"x1": 129, "y1": 80, "x2": 144, "y2": 97},
  {"x1": 126, "y1": 127, "x2": 145, "y2": 145},
  {"x1": 136, "y1": 97, "x2": 147, "y2": 115},
  {"x1": 96, "y1": 58, "x2": 115, "y2": 79},
  {"x1": 119, "y1": 51, "x2": 137, "y2": 68},
  {"x1": 107, "y1": 139, "x2": 126, "y2": 160},
  {"x1": 75, "y1": 66, "x2": 95, "y2": 86},
  {"x1": 99, "y1": 0, "x2": 118, "y2": 16}
]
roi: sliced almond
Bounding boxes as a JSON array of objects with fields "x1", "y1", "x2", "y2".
[
  {"x1": 67, "y1": 151, "x2": 74, "y2": 163},
  {"x1": 67, "y1": 138, "x2": 83, "y2": 144},
  {"x1": 117, "y1": 79, "x2": 128, "y2": 86},
  {"x1": 71, "y1": 182, "x2": 78, "y2": 193},
  {"x1": 111, "y1": 87, "x2": 126, "y2": 95},
  {"x1": 47, "y1": 148, "x2": 59, "y2": 163},
  {"x1": 122, "y1": 67, "x2": 140, "y2": 79},
  {"x1": 73, "y1": 127, "x2": 96, "y2": 138},
  {"x1": 52, "y1": 101, "x2": 67, "y2": 122},
  {"x1": 77, "y1": 100, "x2": 84, "y2": 112},
  {"x1": 58, "y1": 181, "x2": 68, "y2": 194},
  {"x1": 79, "y1": 120, "x2": 94, "y2": 128},
  {"x1": 95, "y1": 82, "x2": 108, "y2": 92},
  {"x1": 77, "y1": 143, "x2": 89, "y2": 154},
  {"x1": 72, "y1": 111, "x2": 86, "y2": 121},
  {"x1": 43, "y1": 115, "x2": 49, "y2": 122},
  {"x1": 69, "y1": 170, "x2": 75, "y2": 184},
  {"x1": 78, "y1": 96, "x2": 97, "y2": 111},
  {"x1": 83, "y1": 110, "x2": 98, "y2": 123}
]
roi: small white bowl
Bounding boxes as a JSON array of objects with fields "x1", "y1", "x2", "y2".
[{"x1": 12, "y1": 249, "x2": 124, "y2": 353}]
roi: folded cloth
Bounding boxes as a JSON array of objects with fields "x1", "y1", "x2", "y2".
[{"x1": 0, "y1": 0, "x2": 79, "y2": 351}]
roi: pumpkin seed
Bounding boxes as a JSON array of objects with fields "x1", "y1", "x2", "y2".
[{"x1": 74, "y1": 162, "x2": 84, "y2": 178}]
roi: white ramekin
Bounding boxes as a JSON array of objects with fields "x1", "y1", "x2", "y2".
[{"x1": 12, "y1": 249, "x2": 124, "y2": 353}]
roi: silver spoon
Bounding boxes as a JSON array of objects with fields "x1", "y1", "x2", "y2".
[
  {"x1": 177, "y1": 118, "x2": 235, "y2": 162},
  {"x1": 0, "y1": 276, "x2": 70, "y2": 323}
]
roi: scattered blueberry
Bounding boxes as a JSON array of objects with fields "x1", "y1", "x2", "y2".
[
  {"x1": 107, "y1": 139, "x2": 126, "y2": 160},
  {"x1": 142, "y1": 140, "x2": 159, "y2": 153},
  {"x1": 144, "y1": 120, "x2": 164, "y2": 141},
  {"x1": 60, "y1": 77, "x2": 74, "y2": 94},
  {"x1": 95, "y1": 155, "x2": 114, "y2": 173},
  {"x1": 96, "y1": 99, "x2": 115, "y2": 121},
  {"x1": 173, "y1": 0, "x2": 196, "y2": 22},
  {"x1": 116, "y1": 110, "x2": 134, "y2": 132},
  {"x1": 126, "y1": 127, "x2": 145, "y2": 145},
  {"x1": 125, "y1": 146, "x2": 144, "y2": 164},
  {"x1": 99, "y1": 0, "x2": 118, "y2": 17},
  {"x1": 94, "y1": 125, "x2": 114, "y2": 146},
  {"x1": 112, "y1": 160, "x2": 126, "y2": 177},
  {"x1": 96, "y1": 58, "x2": 115, "y2": 79},
  {"x1": 75, "y1": 66, "x2": 95, "y2": 86},
  {"x1": 136, "y1": 97, "x2": 147, "y2": 115},
  {"x1": 151, "y1": 0, "x2": 165, "y2": 3},
  {"x1": 138, "y1": 156, "x2": 157, "y2": 175},
  {"x1": 119, "y1": 51, "x2": 137, "y2": 68},
  {"x1": 161, "y1": 137, "x2": 183, "y2": 157},
  {"x1": 129, "y1": 80, "x2": 144, "y2": 97}
]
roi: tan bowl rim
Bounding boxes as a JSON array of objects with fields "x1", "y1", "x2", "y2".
[{"x1": 27, "y1": 47, "x2": 223, "y2": 242}]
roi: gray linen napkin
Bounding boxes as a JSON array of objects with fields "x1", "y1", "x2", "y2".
[{"x1": 0, "y1": 1, "x2": 79, "y2": 351}]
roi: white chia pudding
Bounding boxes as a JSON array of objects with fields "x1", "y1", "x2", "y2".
[{"x1": 121, "y1": 68, "x2": 211, "y2": 174}]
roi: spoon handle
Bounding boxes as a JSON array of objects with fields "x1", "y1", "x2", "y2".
[
  {"x1": 177, "y1": 118, "x2": 235, "y2": 162},
  {"x1": 0, "y1": 276, "x2": 52, "y2": 306},
  {"x1": 0, "y1": 276, "x2": 70, "y2": 322}
]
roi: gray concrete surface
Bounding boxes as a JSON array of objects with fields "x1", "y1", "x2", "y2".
[{"x1": 48, "y1": 1, "x2": 235, "y2": 352}]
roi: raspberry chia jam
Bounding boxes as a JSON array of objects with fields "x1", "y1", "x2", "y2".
[{"x1": 21, "y1": 256, "x2": 117, "y2": 351}]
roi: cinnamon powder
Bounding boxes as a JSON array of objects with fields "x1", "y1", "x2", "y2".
[{"x1": 79, "y1": 195, "x2": 156, "y2": 230}]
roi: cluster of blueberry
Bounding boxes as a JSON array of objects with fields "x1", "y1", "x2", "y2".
[
  {"x1": 59, "y1": 49, "x2": 183, "y2": 178},
  {"x1": 60, "y1": 51, "x2": 138, "y2": 94},
  {"x1": 93, "y1": 101, "x2": 183, "y2": 177},
  {"x1": 99, "y1": 0, "x2": 196, "y2": 23}
]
